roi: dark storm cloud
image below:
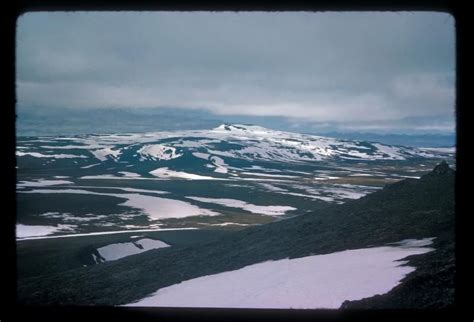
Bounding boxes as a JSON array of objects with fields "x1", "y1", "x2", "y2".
[{"x1": 16, "y1": 11, "x2": 455, "y2": 131}]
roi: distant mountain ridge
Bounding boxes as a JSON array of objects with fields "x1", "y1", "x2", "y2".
[{"x1": 17, "y1": 124, "x2": 454, "y2": 178}]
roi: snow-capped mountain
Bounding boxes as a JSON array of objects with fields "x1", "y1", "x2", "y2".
[{"x1": 17, "y1": 124, "x2": 453, "y2": 172}]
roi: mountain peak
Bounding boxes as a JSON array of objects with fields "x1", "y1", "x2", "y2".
[
  {"x1": 213, "y1": 124, "x2": 270, "y2": 133},
  {"x1": 432, "y1": 161, "x2": 453, "y2": 175},
  {"x1": 420, "y1": 161, "x2": 454, "y2": 180}
]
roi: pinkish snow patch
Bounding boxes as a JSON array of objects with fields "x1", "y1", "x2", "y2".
[{"x1": 126, "y1": 238, "x2": 434, "y2": 309}]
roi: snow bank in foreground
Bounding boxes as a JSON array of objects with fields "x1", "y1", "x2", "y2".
[
  {"x1": 126, "y1": 238, "x2": 434, "y2": 309},
  {"x1": 16, "y1": 224, "x2": 76, "y2": 238},
  {"x1": 186, "y1": 196, "x2": 296, "y2": 216},
  {"x1": 96, "y1": 238, "x2": 170, "y2": 262}
]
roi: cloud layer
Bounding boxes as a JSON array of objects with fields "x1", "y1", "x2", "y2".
[{"x1": 16, "y1": 11, "x2": 455, "y2": 132}]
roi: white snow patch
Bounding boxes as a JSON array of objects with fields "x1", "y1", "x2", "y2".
[
  {"x1": 119, "y1": 171, "x2": 142, "y2": 178},
  {"x1": 119, "y1": 194, "x2": 220, "y2": 220},
  {"x1": 388, "y1": 238, "x2": 436, "y2": 248},
  {"x1": 419, "y1": 147, "x2": 455, "y2": 153},
  {"x1": 81, "y1": 163, "x2": 100, "y2": 169},
  {"x1": 372, "y1": 144, "x2": 406, "y2": 160},
  {"x1": 96, "y1": 238, "x2": 170, "y2": 261},
  {"x1": 176, "y1": 141, "x2": 202, "y2": 148},
  {"x1": 186, "y1": 197, "x2": 296, "y2": 216},
  {"x1": 80, "y1": 174, "x2": 127, "y2": 180},
  {"x1": 17, "y1": 227, "x2": 198, "y2": 241},
  {"x1": 237, "y1": 177, "x2": 290, "y2": 183},
  {"x1": 210, "y1": 156, "x2": 228, "y2": 174},
  {"x1": 113, "y1": 187, "x2": 168, "y2": 194},
  {"x1": 150, "y1": 167, "x2": 220, "y2": 180},
  {"x1": 16, "y1": 224, "x2": 77, "y2": 238},
  {"x1": 396, "y1": 175, "x2": 421, "y2": 179},
  {"x1": 277, "y1": 192, "x2": 335, "y2": 202},
  {"x1": 37, "y1": 212, "x2": 108, "y2": 222},
  {"x1": 138, "y1": 144, "x2": 183, "y2": 161},
  {"x1": 323, "y1": 188, "x2": 367, "y2": 200},
  {"x1": 241, "y1": 172, "x2": 297, "y2": 179},
  {"x1": 175, "y1": 139, "x2": 220, "y2": 148},
  {"x1": 16, "y1": 151, "x2": 87, "y2": 159},
  {"x1": 37, "y1": 212, "x2": 65, "y2": 218},
  {"x1": 40, "y1": 144, "x2": 105, "y2": 150},
  {"x1": 17, "y1": 179, "x2": 73, "y2": 188},
  {"x1": 314, "y1": 176, "x2": 341, "y2": 181},
  {"x1": 91, "y1": 147, "x2": 122, "y2": 161},
  {"x1": 244, "y1": 165, "x2": 275, "y2": 171},
  {"x1": 20, "y1": 189, "x2": 218, "y2": 220},
  {"x1": 214, "y1": 167, "x2": 228, "y2": 174},
  {"x1": 192, "y1": 152, "x2": 210, "y2": 160},
  {"x1": 79, "y1": 174, "x2": 159, "y2": 180},
  {"x1": 69, "y1": 185, "x2": 168, "y2": 195},
  {"x1": 258, "y1": 183, "x2": 288, "y2": 192},
  {"x1": 126, "y1": 238, "x2": 434, "y2": 308},
  {"x1": 209, "y1": 222, "x2": 252, "y2": 227}
]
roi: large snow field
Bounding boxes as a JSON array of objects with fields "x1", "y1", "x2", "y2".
[{"x1": 126, "y1": 238, "x2": 434, "y2": 309}]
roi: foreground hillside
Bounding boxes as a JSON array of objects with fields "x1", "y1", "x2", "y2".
[{"x1": 17, "y1": 162, "x2": 455, "y2": 307}]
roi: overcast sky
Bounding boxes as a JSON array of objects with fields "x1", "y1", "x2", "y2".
[{"x1": 16, "y1": 11, "x2": 455, "y2": 133}]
